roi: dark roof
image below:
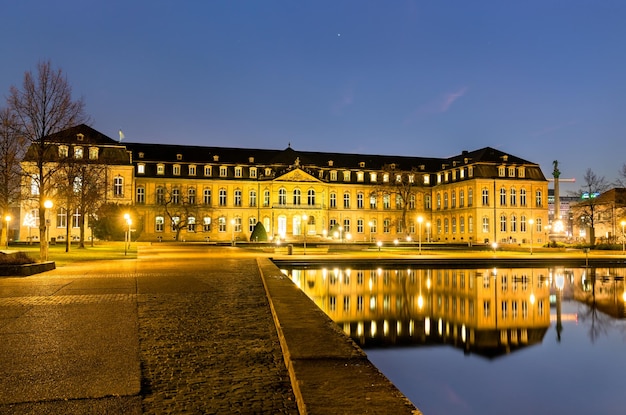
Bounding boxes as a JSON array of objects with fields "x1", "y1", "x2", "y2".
[{"x1": 45, "y1": 124, "x2": 120, "y2": 146}]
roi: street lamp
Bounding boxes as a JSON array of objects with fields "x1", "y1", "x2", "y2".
[
  {"x1": 123, "y1": 213, "x2": 132, "y2": 255},
  {"x1": 417, "y1": 216, "x2": 423, "y2": 255},
  {"x1": 302, "y1": 214, "x2": 308, "y2": 255},
  {"x1": 4, "y1": 215, "x2": 11, "y2": 249},
  {"x1": 528, "y1": 218, "x2": 534, "y2": 255},
  {"x1": 43, "y1": 200, "x2": 53, "y2": 258},
  {"x1": 621, "y1": 221, "x2": 625, "y2": 253}
]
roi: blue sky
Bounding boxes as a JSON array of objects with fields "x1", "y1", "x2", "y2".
[{"x1": 2, "y1": 1, "x2": 625, "y2": 192}]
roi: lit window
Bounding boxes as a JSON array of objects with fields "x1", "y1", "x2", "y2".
[
  {"x1": 58, "y1": 145, "x2": 68, "y2": 158},
  {"x1": 250, "y1": 167, "x2": 257, "y2": 178},
  {"x1": 137, "y1": 164, "x2": 145, "y2": 174},
  {"x1": 113, "y1": 176, "x2": 124, "y2": 197},
  {"x1": 89, "y1": 147, "x2": 98, "y2": 160},
  {"x1": 173, "y1": 164, "x2": 181, "y2": 176},
  {"x1": 204, "y1": 165, "x2": 212, "y2": 176},
  {"x1": 74, "y1": 146, "x2": 83, "y2": 159},
  {"x1": 188, "y1": 165, "x2": 196, "y2": 176},
  {"x1": 220, "y1": 166, "x2": 228, "y2": 177},
  {"x1": 157, "y1": 164, "x2": 165, "y2": 175}
]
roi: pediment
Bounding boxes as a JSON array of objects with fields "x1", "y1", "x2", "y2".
[{"x1": 274, "y1": 168, "x2": 321, "y2": 183}]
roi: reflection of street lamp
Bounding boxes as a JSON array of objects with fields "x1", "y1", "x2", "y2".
[
  {"x1": 43, "y1": 200, "x2": 53, "y2": 259},
  {"x1": 417, "y1": 216, "x2": 423, "y2": 254},
  {"x1": 4, "y1": 215, "x2": 11, "y2": 249},
  {"x1": 302, "y1": 214, "x2": 308, "y2": 255},
  {"x1": 621, "y1": 221, "x2": 625, "y2": 253},
  {"x1": 529, "y1": 218, "x2": 534, "y2": 255}
]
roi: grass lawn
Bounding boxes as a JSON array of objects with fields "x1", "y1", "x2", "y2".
[{"x1": 7, "y1": 242, "x2": 138, "y2": 267}]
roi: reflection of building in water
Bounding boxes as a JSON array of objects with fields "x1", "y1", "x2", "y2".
[
  {"x1": 285, "y1": 267, "x2": 551, "y2": 358},
  {"x1": 574, "y1": 268, "x2": 626, "y2": 319}
]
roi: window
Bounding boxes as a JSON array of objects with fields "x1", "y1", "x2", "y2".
[
  {"x1": 168, "y1": 216, "x2": 177, "y2": 232},
  {"x1": 156, "y1": 187, "x2": 165, "y2": 204},
  {"x1": 234, "y1": 189, "x2": 242, "y2": 206},
  {"x1": 330, "y1": 192, "x2": 337, "y2": 208},
  {"x1": 343, "y1": 171, "x2": 350, "y2": 181},
  {"x1": 249, "y1": 217, "x2": 257, "y2": 233},
  {"x1": 459, "y1": 190, "x2": 465, "y2": 207},
  {"x1": 383, "y1": 194, "x2": 390, "y2": 209},
  {"x1": 383, "y1": 173, "x2": 389, "y2": 183},
  {"x1": 511, "y1": 215, "x2": 517, "y2": 232},
  {"x1": 235, "y1": 166, "x2": 242, "y2": 177},
  {"x1": 357, "y1": 172, "x2": 364, "y2": 182},
  {"x1": 204, "y1": 165, "x2": 212, "y2": 176},
  {"x1": 233, "y1": 217, "x2": 242, "y2": 233},
  {"x1": 424, "y1": 195, "x2": 431, "y2": 209},
  {"x1": 72, "y1": 208, "x2": 80, "y2": 228},
  {"x1": 136, "y1": 187, "x2": 145, "y2": 204},
  {"x1": 535, "y1": 190, "x2": 542, "y2": 207},
  {"x1": 343, "y1": 218, "x2": 350, "y2": 233},
  {"x1": 264, "y1": 190, "x2": 270, "y2": 207},
  {"x1": 500, "y1": 214, "x2": 507, "y2": 232},
  {"x1": 444, "y1": 193, "x2": 448, "y2": 209},
  {"x1": 508, "y1": 167, "x2": 515, "y2": 177},
  {"x1": 249, "y1": 190, "x2": 257, "y2": 207},
  {"x1": 370, "y1": 219, "x2": 377, "y2": 233},
  {"x1": 58, "y1": 145, "x2": 68, "y2": 158},
  {"x1": 482, "y1": 188, "x2": 489, "y2": 206},
  {"x1": 357, "y1": 219, "x2": 364, "y2": 233},
  {"x1": 483, "y1": 300, "x2": 490, "y2": 317},
  {"x1": 370, "y1": 194, "x2": 377, "y2": 209},
  {"x1": 510, "y1": 188, "x2": 516, "y2": 206},
  {"x1": 451, "y1": 191, "x2": 456, "y2": 208},
  {"x1": 189, "y1": 165, "x2": 196, "y2": 176},
  {"x1": 137, "y1": 164, "x2": 145, "y2": 174},
  {"x1": 113, "y1": 176, "x2": 124, "y2": 197},
  {"x1": 468, "y1": 188, "x2": 473, "y2": 206},
  {"x1": 250, "y1": 167, "x2": 257, "y2": 178},
  {"x1": 357, "y1": 193, "x2": 364, "y2": 209},
  {"x1": 203, "y1": 217, "x2": 211, "y2": 232},
  {"x1": 423, "y1": 174, "x2": 430, "y2": 185},
  {"x1": 220, "y1": 166, "x2": 228, "y2": 177},
  {"x1": 383, "y1": 219, "x2": 391, "y2": 233},
  {"x1": 498, "y1": 166, "x2": 505, "y2": 177},
  {"x1": 203, "y1": 189, "x2": 212, "y2": 205},
  {"x1": 279, "y1": 188, "x2": 287, "y2": 205},
  {"x1": 307, "y1": 189, "x2": 316, "y2": 206},
  {"x1": 74, "y1": 146, "x2": 84, "y2": 159},
  {"x1": 409, "y1": 194, "x2": 415, "y2": 209},
  {"x1": 293, "y1": 189, "x2": 301, "y2": 205},
  {"x1": 219, "y1": 189, "x2": 227, "y2": 206},
  {"x1": 330, "y1": 171, "x2": 337, "y2": 181},
  {"x1": 520, "y1": 188, "x2": 527, "y2": 206},
  {"x1": 173, "y1": 164, "x2": 180, "y2": 176},
  {"x1": 155, "y1": 216, "x2": 164, "y2": 232},
  {"x1": 520, "y1": 215, "x2": 527, "y2": 232},
  {"x1": 188, "y1": 216, "x2": 196, "y2": 232},
  {"x1": 452, "y1": 217, "x2": 457, "y2": 233},
  {"x1": 500, "y1": 188, "x2": 506, "y2": 205},
  {"x1": 444, "y1": 218, "x2": 449, "y2": 233},
  {"x1": 188, "y1": 188, "x2": 196, "y2": 204},
  {"x1": 370, "y1": 172, "x2": 377, "y2": 182},
  {"x1": 436, "y1": 193, "x2": 441, "y2": 210},
  {"x1": 535, "y1": 218, "x2": 542, "y2": 232},
  {"x1": 218, "y1": 217, "x2": 226, "y2": 232},
  {"x1": 343, "y1": 192, "x2": 350, "y2": 209},
  {"x1": 468, "y1": 216, "x2": 473, "y2": 233},
  {"x1": 518, "y1": 167, "x2": 525, "y2": 178},
  {"x1": 157, "y1": 164, "x2": 165, "y2": 175},
  {"x1": 172, "y1": 188, "x2": 180, "y2": 204},
  {"x1": 436, "y1": 219, "x2": 442, "y2": 235},
  {"x1": 460, "y1": 216, "x2": 465, "y2": 233},
  {"x1": 57, "y1": 208, "x2": 67, "y2": 228},
  {"x1": 482, "y1": 217, "x2": 489, "y2": 233}
]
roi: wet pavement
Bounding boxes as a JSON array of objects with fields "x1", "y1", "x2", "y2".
[{"x1": 0, "y1": 244, "x2": 418, "y2": 414}]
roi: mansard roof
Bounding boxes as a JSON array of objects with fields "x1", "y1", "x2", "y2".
[{"x1": 45, "y1": 124, "x2": 120, "y2": 146}]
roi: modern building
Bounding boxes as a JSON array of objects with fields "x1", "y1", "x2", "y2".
[{"x1": 18, "y1": 125, "x2": 549, "y2": 245}]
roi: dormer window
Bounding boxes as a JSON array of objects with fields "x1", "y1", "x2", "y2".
[
  {"x1": 370, "y1": 172, "x2": 377, "y2": 182},
  {"x1": 138, "y1": 152, "x2": 144, "y2": 159},
  {"x1": 328, "y1": 160, "x2": 334, "y2": 167},
  {"x1": 74, "y1": 146, "x2": 84, "y2": 159},
  {"x1": 343, "y1": 171, "x2": 350, "y2": 181},
  {"x1": 499, "y1": 166, "x2": 506, "y2": 177},
  {"x1": 76, "y1": 133, "x2": 84, "y2": 141},
  {"x1": 137, "y1": 163, "x2": 145, "y2": 174},
  {"x1": 213, "y1": 155, "x2": 219, "y2": 162},
  {"x1": 383, "y1": 173, "x2": 389, "y2": 183},
  {"x1": 173, "y1": 164, "x2": 181, "y2": 176},
  {"x1": 220, "y1": 166, "x2": 228, "y2": 177},
  {"x1": 265, "y1": 168, "x2": 272, "y2": 176},
  {"x1": 508, "y1": 167, "x2": 515, "y2": 177},
  {"x1": 357, "y1": 171, "x2": 364, "y2": 182},
  {"x1": 248, "y1": 157, "x2": 255, "y2": 163},
  {"x1": 518, "y1": 167, "x2": 525, "y2": 178},
  {"x1": 89, "y1": 147, "x2": 99, "y2": 160},
  {"x1": 176, "y1": 154, "x2": 183, "y2": 160},
  {"x1": 189, "y1": 165, "x2": 197, "y2": 176},
  {"x1": 157, "y1": 164, "x2": 165, "y2": 175},
  {"x1": 250, "y1": 167, "x2": 257, "y2": 178},
  {"x1": 423, "y1": 174, "x2": 430, "y2": 185},
  {"x1": 58, "y1": 145, "x2": 69, "y2": 158},
  {"x1": 359, "y1": 161, "x2": 365, "y2": 168},
  {"x1": 204, "y1": 165, "x2": 212, "y2": 176},
  {"x1": 235, "y1": 166, "x2": 242, "y2": 178},
  {"x1": 330, "y1": 171, "x2": 337, "y2": 181}
]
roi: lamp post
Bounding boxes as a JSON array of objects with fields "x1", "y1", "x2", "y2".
[
  {"x1": 426, "y1": 221, "x2": 431, "y2": 243},
  {"x1": 231, "y1": 219, "x2": 236, "y2": 246},
  {"x1": 43, "y1": 200, "x2": 53, "y2": 260},
  {"x1": 528, "y1": 219, "x2": 534, "y2": 255},
  {"x1": 417, "y1": 216, "x2": 423, "y2": 254},
  {"x1": 302, "y1": 214, "x2": 308, "y2": 255},
  {"x1": 620, "y1": 220, "x2": 626, "y2": 254},
  {"x1": 123, "y1": 213, "x2": 131, "y2": 255},
  {"x1": 368, "y1": 221, "x2": 373, "y2": 243},
  {"x1": 4, "y1": 215, "x2": 11, "y2": 249}
]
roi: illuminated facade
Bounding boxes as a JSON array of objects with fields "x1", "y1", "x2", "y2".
[{"x1": 17, "y1": 125, "x2": 549, "y2": 244}]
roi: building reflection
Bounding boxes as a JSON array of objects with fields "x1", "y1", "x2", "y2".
[{"x1": 283, "y1": 266, "x2": 554, "y2": 359}]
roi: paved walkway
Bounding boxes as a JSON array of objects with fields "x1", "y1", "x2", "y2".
[
  {"x1": 0, "y1": 244, "x2": 419, "y2": 414},
  {"x1": 0, "y1": 245, "x2": 298, "y2": 414}
]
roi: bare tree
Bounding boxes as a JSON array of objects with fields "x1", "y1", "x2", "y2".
[
  {"x1": 159, "y1": 186, "x2": 198, "y2": 241},
  {"x1": 0, "y1": 107, "x2": 27, "y2": 244},
  {"x1": 571, "y1": 168, "x2": 610, "y2": 246},
  {"x1": 372, "y1": 165, "x2": 426, "y2": 238},
  {"x1": 7, "y1": 61, "x2": 88, "y2": 261}
]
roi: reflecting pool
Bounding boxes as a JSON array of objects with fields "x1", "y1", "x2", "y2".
[{"x1": 282, "y1": 265, "x2": 626, "y2": 415}]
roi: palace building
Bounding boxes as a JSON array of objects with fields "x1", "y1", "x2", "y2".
[{"x1": 18, "y1": 124, "x2": 549, "y2": 245}]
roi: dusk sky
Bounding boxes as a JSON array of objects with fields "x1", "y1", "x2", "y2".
[{"x1": 2, "y1": 1, "x2": 626, "y2": 192}]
